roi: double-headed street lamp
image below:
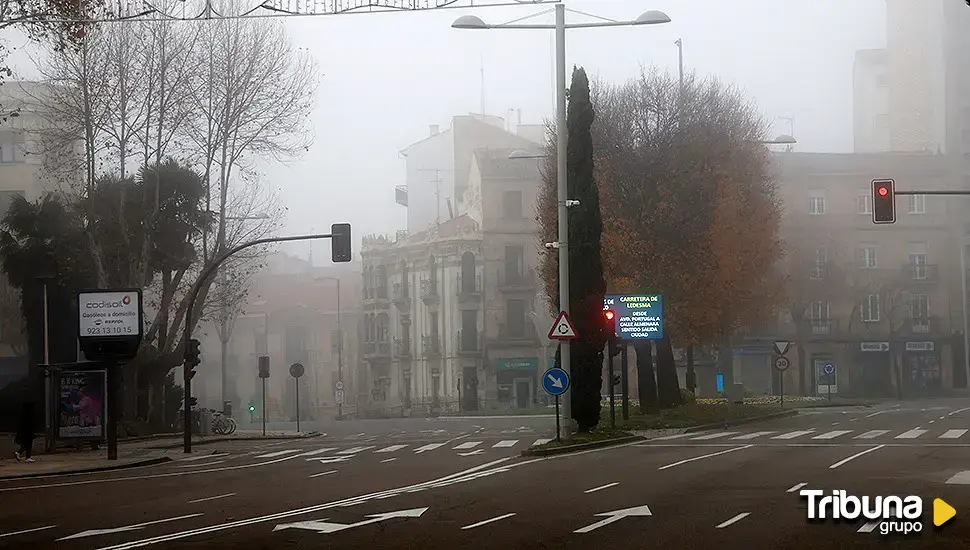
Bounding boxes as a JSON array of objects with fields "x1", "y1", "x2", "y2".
[{"x1": 454, "y1": 5, "x2": 671, "y2": 439}]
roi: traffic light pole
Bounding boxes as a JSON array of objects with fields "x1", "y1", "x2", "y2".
[
  {"x1": 181, "y1": 230, "x2": 345, "y2": 454},
  {"x1": 608, "y1": 337, "x2": 616, "y2": 429}
]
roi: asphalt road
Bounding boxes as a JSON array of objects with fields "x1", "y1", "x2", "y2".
[{"x1": 2, "y1": 400, "x2": 969, "y2": 549}]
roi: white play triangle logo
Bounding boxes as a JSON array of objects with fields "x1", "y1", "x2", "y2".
[{"x1": 547, "y1": 311, "x2": 578, "y2": 340}]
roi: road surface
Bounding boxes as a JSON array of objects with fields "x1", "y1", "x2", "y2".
[{"x1": 2, "y1": 400, "x2": 969, "y2": 548}]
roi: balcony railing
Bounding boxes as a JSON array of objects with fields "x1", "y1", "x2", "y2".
[
  {"x1": 457, "y1": 273, "x2": 483, "y2": 301},
  {"x1": 495, "y1": 322, "x2": 538, "y2": 344},
  {"x1": 422, "y1": 334, "x2": 441, "y2": 357},
  {"x1": 902, "y1": 263, "x2": 939, "y2": 284},
  {"x1": 456, "y1": 330, "x2": 482, "y2": 355},
  {"x1": 392, "y1": 282, "x2": 410, "y2": 306},
  {"x1": 496, "y1": 268, "x2": 537, "y2": 292},
  {"x1": 421, "y1": 279, "x2": 439, "y2": 304},
  {"x1": 909, "y1": 315, "x2": 941, "y2": 335},
  {"x1": 393, "y1": 338, "x2": 411, "y2": 358},
  {"x1": 808, "y1": 318, "x2": 839, "y2": 336}
]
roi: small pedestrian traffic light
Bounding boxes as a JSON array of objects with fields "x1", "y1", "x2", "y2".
[
  {"x1": 331, "y1": 223, "x2": 352, "y2": 263},
  {"x1": 184, "y1": 338, "x2": 201, "y2": 379},
  {"x1": 249, "y1": 404, "x2": 255, "y2": 413},
  {"x1": 872, "y1": 179, "x2": 896, "y2": 224},
  {"x1": 604, "y1": 309, "x2": 616, "y2": 335}
]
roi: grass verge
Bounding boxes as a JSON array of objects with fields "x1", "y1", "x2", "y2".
[
  {"x1": 529, "y1": 427, "x2": 634, "y2": 451},
  {"x1": 619, "y1": 403, "x2": 782, "y2": 430}
]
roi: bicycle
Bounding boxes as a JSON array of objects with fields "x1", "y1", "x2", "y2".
[{"x1": 211, "y1": 411, "x2": 237, "y2": 435}]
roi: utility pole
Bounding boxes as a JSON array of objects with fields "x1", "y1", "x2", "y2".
[
  {"x1": 417, "y1": 168, "x2": 446, "y2": 225},
  {"x1": 675, "y1": 38, "x2": 683, "y2": 92}
]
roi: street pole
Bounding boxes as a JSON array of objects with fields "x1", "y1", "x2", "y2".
[
  {"x1": 675, "y1": 37, "x2": 683, "y2": 91},
  {"x1": 336, "y1": 277, "x2": 343, "y2": 419},
  {"x1": 295, "y1": 378, "x2": 300, "y2": 433},
  {"x1": 554, "y1": 2, "x2": 572, "y2": 440},
  {"x1": 220, "y1": 267, "x2": 229, "y2": 411},
  {"x1": 962, "y1": 233, "x2": 970, "y2": 388},
  {"x1": 261, "y1": 377, "x2": 267, "y2": 437},
  {"x1": 620, "y1": 342, "x2": 629, "y2": 420},
  {"x1": 42, "y1": 280, "x2": 52, "y2": 453},
  {"x1": 608, "y1": 340, "x2": 616, "y2": 429}
]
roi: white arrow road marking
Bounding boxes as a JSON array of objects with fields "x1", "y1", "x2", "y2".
[
  {"x1": 0, "y1": 525, "x2": 56, "y2": 539},
  {"x1": 547, "y1": 374, "x2": 563, "y2": 388},
  {"x1": 458, "y1": 449, "x2": 484, "y2": 457},
  {"x1": 574, "y1": 505, "x2": 652, "y2": 533},
  {"x1": 414, "y1": 443, "x2": 445, "y2": 453},
  {"x1": 461, "y1": 513, "x2": 516, "y2": 530},
  {"x1": 273, "y1": 507, "x2": 429, "y2": 534},
  {"x1": 716, "y1": 512, "x2": 750, "y2": 528},
  {"x1": 58, "y1": 514, "x2": 203, "y2": 541}
]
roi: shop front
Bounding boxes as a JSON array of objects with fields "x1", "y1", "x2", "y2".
[
  {"x1": 902, "y1": 341, "x2": 942, "y2": 397},
  {"x1": 852, "y1": 341, "x2": 892, "y2": 398},
  {"x1": 492, "y1": 357, "x2": 539, "y2": 409}
]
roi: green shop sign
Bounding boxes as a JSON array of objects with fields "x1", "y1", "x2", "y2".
[{"x1": 492, "y1": 357, "x2": 539, "y2": 372}]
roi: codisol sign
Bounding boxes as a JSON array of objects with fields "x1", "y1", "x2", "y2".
[{"x1": 77, "y1": 289, "x2": 144, "y2": 362}]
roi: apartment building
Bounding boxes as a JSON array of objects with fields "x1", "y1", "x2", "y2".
[
  {"x1": 760, "y1": 151, "x2": 965, "y2": 399},
  {"x1": 361, "y1": 115, "x2": 547, "y2": 414}
]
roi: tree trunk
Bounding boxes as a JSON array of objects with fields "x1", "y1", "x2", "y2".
[
  {"x1": 147, "y1": 368, "x2": 169, "y2": 429},
  {"x1": 718, "y1": 339, "x2": 735, "y2": 389},
  {"x1": 655, "y1": 336, "x2": 682, "y2": 409},
  {"x1": 797, "y1": 341, "x2": 808, "y2": 396},
  {"x1": 634, "y1": 340, "x2": 658, "y2": 412}
]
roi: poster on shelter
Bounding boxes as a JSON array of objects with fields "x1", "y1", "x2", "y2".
[{"x1": 58, "y1": 370, "x2": 106, "y2": 439}]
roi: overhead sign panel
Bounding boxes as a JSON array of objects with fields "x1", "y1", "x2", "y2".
[
  {"x1": 603, "y1": 294, "x2": 664, "y2": 340},
  {"x1": 78, "y1": 291, "x2": 141, "y2": 337}
]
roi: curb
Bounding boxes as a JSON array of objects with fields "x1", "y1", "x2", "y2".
[
  {"x1": 146, "y1": 432, "x2": 323, "y2": 450},
  {"x1": 0, "y1": 456, "x2": 172, "y2": 480},
  {"x1": 682, "y1": 409, "x2": 799, "y2": 433},
  {"x1": 520, "y1": 435, "x2": 643, "y2": 457}
]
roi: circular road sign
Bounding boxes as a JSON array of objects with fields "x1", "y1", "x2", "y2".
[
  {"x1": 823, "y1": 363, "x2": 835, "y2": 375},
  {"x1": 335, "y1": 380, "x2": 344, "y2": 391},
  {"x1": 774, "y1": 356, "x2": 791, "y2": 372},
  {"x1": 289, "y1": 362, "x2": 305, "y2": 379},
  {"x1": 541, "y1": 367, "x2": 569, "y2": 396}
]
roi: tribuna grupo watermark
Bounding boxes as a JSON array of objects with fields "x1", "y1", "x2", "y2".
[{"x1": 800, "y1": 489, "x2": 923, "y2": 535}]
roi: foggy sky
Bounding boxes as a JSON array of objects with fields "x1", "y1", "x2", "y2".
[{"x1": 0, "y1": 0, "x2": 886, "y2": 262}]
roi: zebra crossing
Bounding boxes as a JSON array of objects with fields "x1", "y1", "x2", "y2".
[
  {"x1": 647, "y1": 428, "x2": 970, "y2": 443},
  {"x1": 249, "y1": 438, "x2": 554, "y2": 460}
]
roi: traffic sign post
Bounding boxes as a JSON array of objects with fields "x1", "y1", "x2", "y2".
[
  {"x1": 258, "y1": 355, "x2": 270, "y2": 436},
  {"x1": 774, "y1": 356, "x2": 790, "y2": 408},
  {"x1": 290, "y1": 363, "x2": 305, "y2": 432},
  {"x1": 542, "y1": 367, "x2": 570, "y2": 443},
  {"x1": 823, "y1": 363, "x2": 836, "y2": 403}
]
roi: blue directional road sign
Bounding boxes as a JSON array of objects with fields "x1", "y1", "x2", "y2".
[
  {"x1": 542, "y1": 367, "x2": 570, "y2": 396},
  {"x1": 823, "y1": 363, "x2": 835, "y2": 375}
]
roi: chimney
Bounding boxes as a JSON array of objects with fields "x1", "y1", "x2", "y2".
[{"x1": 429, "y1": 124, "x2": 440, "y2": 136}]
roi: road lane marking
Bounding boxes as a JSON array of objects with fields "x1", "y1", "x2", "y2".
[
  {"x1": 940, "y1": 429, "x2": 968, "y2": 439},
  {"x1": 178, "y1": 453, "x2": 229, "y2": 462},
  {"x1": 338, "y1": 446, "x2": 374, "y2": 455},
  {"x1": 58, "y1": 514, "x2": 204, "y2": 541},
  {"x1": 948, "y1": 407, "x2": 970, "y2": 417},
  {"x1": 690, "y1": 432, "x2": 738, "y2": 440},
  {"x1": 584, "y1": 482, "x2": 619, "y2": 494},
  {"x1": 375, "y1": 445, "x2": 408, "y2": 453},
  {"x1": 177, "y1": 460, "x2": 225, "y2": 468},
  {"x1": 731, "y1": 431, "x2": 775, "y2": 440},
  {"x1": 771, "y1": 430, "x2": 814, "y2": 440},
  {"x1": 858, "y1": 521, "x2": 880, "y2": 533},
  {"x1": 864, "y1": 410, "x2": 886, "y2": 418},
  {"x1": 254, "y1": 450, "x2": 301, "y2": 458},
  {"x1": 381, "y1": 458, "x2": 398, "y2": 463},
  {"x1": 786, "y1": 483, "x2": 807, "y2": 493},
  {"x1": 461, "y1": 513, "x2": 516, "y2": 530},
  {"x1": 716, "y1": 512, "x2": 750, "y2": 528},
  {"x1": 188, "y1": 493, "x2": 235, "y2": 504},
  {"x1": 414, "y1": 443, "x2": 445, "y2": 453},
  {"x1": 650, "y1": 433, "x2": 695, "y2": 441},
  {"x1": 895, "y1": 428, "x2": 927, "y2": 439},
  {"x1": 493, "y1": 440, "x2": 518, "y2": 448},
  {"x1": 854, "y1": 430, "x2": 889, "y2": 439},
  {"x1": 309, "y1": 470, "x2": 338, "y2": 478},
  {"x1": 298, "y1": 448, "x2": 336, "y2": 457},
  {"x1": 812, "y1": 430, "x2": 852, "y2": 440},
  {"x1": 0, "y1": 525, "x2": 57, "y2": 539},
  {"x1": 454, "y1": 441, "x2": 482, "y2": 450},
  {"x1": 829, "y1": 445, "x2": 885, "y2": 469},
  {"x1": 657, "y1": 445, "x2": 753, "y2": 470},
  {"x1": 532, "y1": 438, "x2": 553, "y2": 446}
]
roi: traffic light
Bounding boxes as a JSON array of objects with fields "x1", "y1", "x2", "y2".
[
  {"x1": 331, "y1": 223, "x2": 352, "y2": 263},
  {"x1": 604, "y1": 309, "x2": 616, "y2": 336},
  {"x1": 187, "y1": 396, "x2": 198, "y2": 409},
  {"x1": 872, "y1": 179, "x2": 896, "y2": 224},
  {"x1": 184, "y1": 338, "x2": 201, "y2": 380},
  {"x1": 612, "y1": 373, "x2": 621, "y2": 386},
  {"x1": 249, "y1": 404, "x2": 255, "y2": 413}
]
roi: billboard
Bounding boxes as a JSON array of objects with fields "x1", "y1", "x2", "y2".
[
  {"x1": 603, "y1": 294, "x2": 664, "y2": 340},
  {"x1": 57, "y1": 370, "x2": 107, "y2": 440}
]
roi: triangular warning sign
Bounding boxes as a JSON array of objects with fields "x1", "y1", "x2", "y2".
[{"x1": 548, "y1": 311, "x2": 578, "y2": 340}]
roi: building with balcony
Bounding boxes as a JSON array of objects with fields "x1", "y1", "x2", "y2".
[{"x1": 754, "y1": 151, "x2": 967, "y2": 399}]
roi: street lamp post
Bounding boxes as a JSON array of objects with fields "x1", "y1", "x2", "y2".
[
  {"x1": 316, "y1": 276, "x2": 343, "y2": 419},
  {"x1": 453, "y1": 4, "x2": 671, "y2": 440}
]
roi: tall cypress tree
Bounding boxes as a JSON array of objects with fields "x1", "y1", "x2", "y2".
[{"x1": 564, "y1": 67, "x2": 607, "y2": 432}]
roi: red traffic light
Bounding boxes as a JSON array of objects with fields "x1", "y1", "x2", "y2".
[
  {"x1": 871, "y1": 179, "x2": 896, "y2": 224},
  {"x1": 877, "y1": 186, "x2": 888, "y2": 196},
  {"x1": 604, "y1": 310, "x2": 615, "y2": 320}
]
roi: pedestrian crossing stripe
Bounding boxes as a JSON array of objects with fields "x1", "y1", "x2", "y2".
[{"x1": 663, "y1": 428, "x2": 970, "y2": 442}]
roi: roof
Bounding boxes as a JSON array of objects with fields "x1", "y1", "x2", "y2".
[{"x1": 473, "y1": 146, "x2": 542, "y2": 180}]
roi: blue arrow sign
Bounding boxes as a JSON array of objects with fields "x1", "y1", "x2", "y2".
[
  {"x1": 542, "y1": 367, "x2": 569, "y2": 396},
  {"x1": 823, "y1": 363, "x2": 835, "y2": 375}
]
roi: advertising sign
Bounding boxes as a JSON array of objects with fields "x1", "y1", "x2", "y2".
[
  {"x1": 78, "y1": 291, "x2": 142, "y2": 337},
  {"x1": 57, "y1": 370, "x2": 107, "y2": 440},
  {"x1": 603, "y1": 294, "x2": 664, "y2": 340}
]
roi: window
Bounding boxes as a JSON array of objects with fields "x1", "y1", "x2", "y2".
[
  {"x1": 911, "y1": 294, "x2": 930, "y2": 321},
  {"x1": 0, "y1": 132, "x2": 25, "y2": 163},
  {"x1": 506, "y1": 299, "x2": 526, "y2": 337},
  {"x1": 811, "y1": 247, "x2": 828, "y2": 279},
  {"x1": 809, "y1": 191, "x2": 826, "y2": 215},
  {"x1": 857, "y1": 194, "x2": 872, "y2": 215},
  {"x1": 503, "y1": 190, "x2": 523, "y2": 219},
  {"x1": 860, "y1": 245, "x2": 878, "y2": 268},
  {"x1": 876, "y1": 73, "x2": 889, "y2": 87},
  {"x1": 907, "y1": 194, "x2": 926, "y2": 215},
  {"x1": 909, "y1": 252, "x2": 928, "y2": 279},
  {"x1": 505, "y1": 245, "x2": 524, "y2": 277},
  {"x1": 808, "y1": 301, "x2": 830, "y2": 320},
  {"x1": 861, "y1": 294, "x2": 880, "y2": 322}
]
